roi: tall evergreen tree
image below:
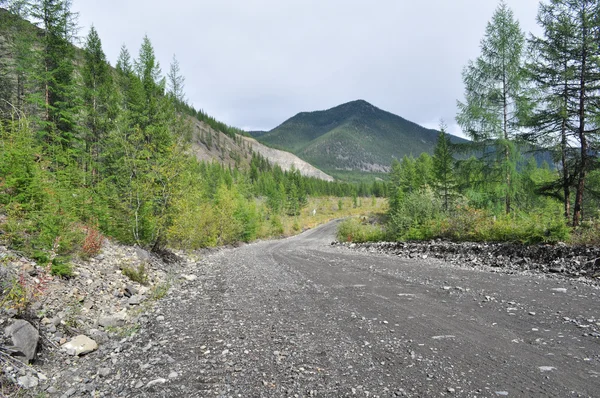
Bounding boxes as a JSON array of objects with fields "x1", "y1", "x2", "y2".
[
  {"x1": 526, "y1": 1, "x2": 579, "y2": 220},
  {"x1": 557, "y1": 0, "x2": 600, "y2": 226},
  {"x1": 433, "y1": 122, "x2": 456, "y2": 211},
  {"x1": 29, "y1": 0, "x2": 79, "y2": 149},
  {"x1": 456, "y1": 1, "x2": 527, "y2": 214},
  {"x1": 81, "y1": 25, "x2": 114, "y2": 184}
]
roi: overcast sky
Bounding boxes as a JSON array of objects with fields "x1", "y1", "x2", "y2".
[{"x1": 71, "y1": 0, "x2": 542, "y2": 137}]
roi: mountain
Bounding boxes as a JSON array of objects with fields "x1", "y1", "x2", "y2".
[
  {"x1": 253, "y1": 100, "x2": 467, "y2": 177},
  {"x1": 188, "y1": 118, "x2": 333, "y2": 180}
]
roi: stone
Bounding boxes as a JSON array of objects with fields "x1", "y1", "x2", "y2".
[
  {"x1": 62, "y1": 335, "x2": 98, "y2": 356},
  {"x1": 128, "y1": 295, "x2": 142, "y2": 305},
  {"x1": 99, "y1": 311, "x2": 128, "y2": 328},
  {"x1": 4, "y1": 319, "x2": 39, "y2": 363},
  {"x1": 124, "y1": 285, "x2": 137, "y2": 297},
  {"x1": 551, "y1": 288, "x2": 567, "y2": 293},
  {"x1": 98, "y1": 368, "x2": 111, "y2": 377},
  {"x1": 181, "y1": 274, "x2": 197, "y2": 281},
  {"x1": 17, "y1": 375, "x2": 38, "y2": 389},
  {"x1": 146, "y1": 378, "x2": 167, "y2": 388},
  {"x1": 88, "y1": 328, "x2": 109, "y2": 344}
]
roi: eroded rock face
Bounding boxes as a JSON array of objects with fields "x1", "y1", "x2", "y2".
[{"x1": 4, "y1": 319, "x2": 39, "y2": 363}]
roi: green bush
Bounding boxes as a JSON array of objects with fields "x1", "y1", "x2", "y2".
[
  {"x1": 337, "y1": 218, "x2": 386, "y2": 243},
  {"x1": 51, "y1": 257, "x2": 74, "y2": 278},
  {"x1": 387, "y1": 189, "x2": 442, "y2": 240},
  {"x1": 121, "y1": 263, "x2": 149, "y2": 286}
]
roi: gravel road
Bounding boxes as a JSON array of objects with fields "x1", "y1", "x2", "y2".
[{"x1": 89, "y1": 221, "x2": 599, "y2": 397}]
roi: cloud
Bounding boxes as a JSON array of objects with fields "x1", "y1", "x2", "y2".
[{"x1": 72, "y1": 0, "x2": 542, "y2": 132}]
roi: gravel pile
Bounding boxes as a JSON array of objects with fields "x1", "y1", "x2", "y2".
[
  {"x1": 0, "y1": 240, "x2": 186, "y2": 396},
  {"x1": 334, "y1": 240, "x2": 600, "y2": 281}
]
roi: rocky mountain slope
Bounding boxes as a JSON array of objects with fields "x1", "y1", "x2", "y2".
[
  {"x1": 241, "y1": 136, "x2": 333, "y2": 181},
  {"x1": 252, "y1": 100, "x2": 467, "y2": 176},
  {"x1": 184, "y1": 117, "x2": 334, "y2": 180}
]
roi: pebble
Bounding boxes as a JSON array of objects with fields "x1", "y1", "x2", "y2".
[{"x1": 146, "y1": 378, "x2": 167, "y2": 388}]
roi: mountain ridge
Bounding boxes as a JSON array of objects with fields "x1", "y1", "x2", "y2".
[{"x1": 252, "y1": 100, "x2": 467, "y2": 177}]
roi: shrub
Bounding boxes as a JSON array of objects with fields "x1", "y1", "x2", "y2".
[
  {"x1": 337, "y1": 218, "x2": 386, "y2": 243},
  {"x1": 121, "y1": 262, "x2": 149, "y2": 286},
  {"x1": 51, "y1": 257, "x2": 73, "y2": 278},
  {"x1": 387, "y1": 189, "x2": 442, "y2": 240},
  {"x1": 81, "y1": 225, "x2": 103, "y2": 258}
]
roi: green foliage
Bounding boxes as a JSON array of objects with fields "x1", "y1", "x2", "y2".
[
  {"x1": 456, "y1": 2, "x2": 527, "y2": 214},
  {"x1": 50, "y1": 257, "x2": 73, "y2": 278},
  {"x1": 387, "y1": 189, "x2": 442, "y2": 241},
  {"x1": 425, "y1": 205, "x2": 569, "y2": 244},
  {"x1": 121, "y1": 262, "x2": 149, "y2": 286},
  {"x1": 337, "y1": 218, "x2": 385, "y2": 243}
]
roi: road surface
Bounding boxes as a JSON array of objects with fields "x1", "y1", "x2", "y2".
[{"x1": 100, "y1": 221, "x2": 600, "y2": 397}]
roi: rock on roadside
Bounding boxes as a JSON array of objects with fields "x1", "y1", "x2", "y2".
[
  {"x1": 4, "y1": 319, "x2": 39, "y2": 363},
  {"x1": 62, "y1": 335, "x2": 98, "y2": 356}
]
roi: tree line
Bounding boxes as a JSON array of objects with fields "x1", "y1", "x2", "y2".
[
  {"x1": 0, "y1": 0, "x2": 380, "y2": 258},
  {"x1": 384, "y1": 0, "x2": 600, "y2": 244}
]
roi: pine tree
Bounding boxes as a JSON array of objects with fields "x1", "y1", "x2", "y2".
[{"x1": 457, "y1": 1, "x2": 527, "y2": 214}]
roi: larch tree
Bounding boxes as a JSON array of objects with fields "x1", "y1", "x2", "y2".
[
  {"x1": 526, "y1": 0, "x2": 579, "y2": 221},
  {"x1": 557, "y1": 0, "x2": 600, "y2": 227},
  {"x1": 456, "y1": 1, "x2": 527, "y2": 214},
  {"x1": 433, "y1": 122, "x2": 456, "y2": 211},
  {"x1": 167, "y1": 54, "x2": 185, "y2": 107}
]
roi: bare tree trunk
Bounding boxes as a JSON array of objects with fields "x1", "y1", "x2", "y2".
[
  {"x1": 503, "y1": 64, "x2": 510, "y2": 214},
  {"x1": 561, "y1": 60, "x2": 570, "y2": 221},
  {"x1": 573, "y1": 18, "x2": 588, "y2": 227}
]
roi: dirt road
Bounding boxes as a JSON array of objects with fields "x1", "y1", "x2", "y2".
[{"x1": 94, "y1": 221, "x2": 599, "y2": 397}]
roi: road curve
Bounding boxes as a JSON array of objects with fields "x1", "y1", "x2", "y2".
[{"x1": 103, "y1": 221, "x2": 599, "y2": 397}]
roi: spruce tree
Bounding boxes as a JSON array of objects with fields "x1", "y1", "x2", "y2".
[
  {"x1": 81, "y1": 25, "x2": 114, "y2": 184},
  {"x1": 30, "y1": 0, "x2": 79, "y2": 144},
  {"x1": 456, "y1": 1, "x2": 527, "y2": 214}
]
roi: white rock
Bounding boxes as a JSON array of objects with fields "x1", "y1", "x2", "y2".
[
  {"x1": 62, "y1": 335, "x2": 98, "y2": 356},
  {"x1": 146, "y1": 378, "x2": 167, "y2": 388}
]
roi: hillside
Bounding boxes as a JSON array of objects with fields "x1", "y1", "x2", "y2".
[
  {"x1": 254, "y1": 100, "x2": 467, "y2": 176},
  {"x1": 187, "y1": 118, "x2": 333, "y2": 180}
]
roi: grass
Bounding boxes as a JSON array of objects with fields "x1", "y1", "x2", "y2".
[{"x1": 258, "y1": 196, "x2": 387, "y2": 239}]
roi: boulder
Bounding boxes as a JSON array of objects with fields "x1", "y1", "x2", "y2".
[
  {"x1": 4, "y1": 319, "x2": 39, "y2": 363},
  {"x1": 17, "y1": 375, "x2": 38, "y2": 389},
  {"x1": 62, "y1": 334, "x2": 98, "y2": 356}
]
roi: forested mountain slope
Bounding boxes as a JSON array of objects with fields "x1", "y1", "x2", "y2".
[{"x1": 254, "y1": 100, "x2": 468, "y2": 175}]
